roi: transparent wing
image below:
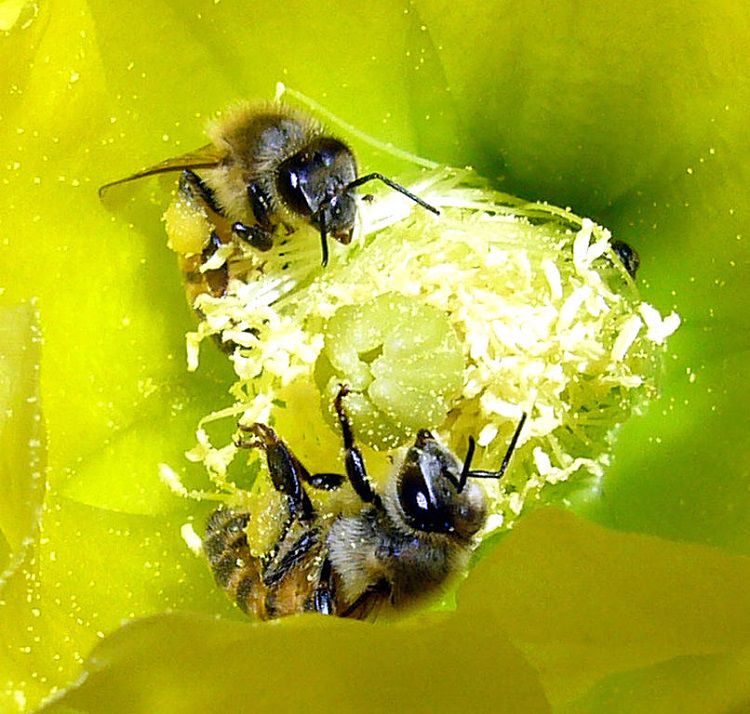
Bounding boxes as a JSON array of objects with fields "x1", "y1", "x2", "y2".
[{"x1": 98, "y1": 144, "x2": 223, "y2": 197}]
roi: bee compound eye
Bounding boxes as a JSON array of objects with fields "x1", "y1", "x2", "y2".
[
  {"x1": 277, "y1": 160, "x2": 314, "y2": 216},
  {"x1": 398, "y1": 463, "x2": 452, "y2": 533}
]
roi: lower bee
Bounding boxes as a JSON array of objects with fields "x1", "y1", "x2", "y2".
[
  {"x1": 100, "y1": 102, "x2": 440, "y2": 305},
  {"x1": 203, "y1": 385, "x2": 526, "y2": 620}
]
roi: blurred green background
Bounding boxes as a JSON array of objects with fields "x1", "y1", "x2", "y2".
[{"x1": 1, "y1": 1, "x2": 748, "y2": 712}]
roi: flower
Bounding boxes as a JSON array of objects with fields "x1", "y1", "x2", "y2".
[
  {"x1": 1, "y1": 2, "x2": 748, "y2": 712},
  {"x1": 179, "y1": 157, "x2": 674, "y2": 535}
]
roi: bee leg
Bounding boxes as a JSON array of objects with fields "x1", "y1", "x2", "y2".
[
  {"x1": 263, "y1": 534, "x2": 325, "y2": 619},
  {"x1": 334, "y1": 385, "x2": 383, "y2": 508},
  {"x1": 231, "y1": 182, "x2": 275, "y2": 252},
  {"x1": 231, "y1": 221, "x2": 273, "y2": 251},
  {"x1": 262, "y1": 529, "x2": 320, "y2": 588},
  {"x1": 180, "y1": 169, "x2": 224, "y2": 216},
  {"x1": 237, "y1": 423, "x2": 315, "y2": 524},
  {"x1": 257, "y1": 501, "x2": 297, "y2": 571},
  {"x1": 236, "y1": 425, "x2": 344, "y2": 493},
  {"x1": 305, "y1": 472, "x2": 345, "y2": 490},
  {"x1": 247, "y1": 182, "x2": 273, "y2": 226},
  {"x1": 306, "y1": 558, "x2": 336, "y2": 616},
  {"x1": 198, "y1": 230, "x2": 230, "y2": 297}
]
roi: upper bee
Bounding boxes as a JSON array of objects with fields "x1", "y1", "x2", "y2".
[{"x1": 100, "y1": 102, "x2": 438, "y2": 266}]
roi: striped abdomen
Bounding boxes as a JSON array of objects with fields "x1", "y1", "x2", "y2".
[
  {"x1": 203, "y1": 508, "x2": 265, "y2": 616},
  {"x1": 203, "y1": 507, "x2": 388, "y2": 620}
]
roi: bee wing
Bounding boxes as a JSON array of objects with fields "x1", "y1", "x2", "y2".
[{"x1": 98, "y1": 144, "x2": 223, "y2": 197}]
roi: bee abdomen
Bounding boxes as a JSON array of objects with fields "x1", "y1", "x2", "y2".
[{"x1": 203, "y1": 508, "x2": 265, "y2": 615}]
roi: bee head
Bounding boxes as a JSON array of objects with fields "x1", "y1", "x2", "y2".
[
  {"x1": 611, "y1": 239, "x2": 640, "y2": 278},
  {"x1": 276, "y1": 136, "x2": 358, "y2": 245},
  {"x1": 391, "y1": 430, "x2": 487, "y2": 542}
]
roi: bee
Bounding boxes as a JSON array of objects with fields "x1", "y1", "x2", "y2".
[
  {"x1": 99, "y1": 102, "x2": 440, "y2": 301},
  {"x1": 611, "y1": 239, "x2": 640, "y2": 278},
  {"x1": 203, "y1": 385, "x2": 526, "y2": 620}
]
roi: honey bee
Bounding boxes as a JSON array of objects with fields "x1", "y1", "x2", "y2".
[
  {"x1": 99, "y1": 102, "x2": 440, "y2": 301},
  {"x1": 611, "y1": 239, "x2": 640, "y2": 278},
  {"x1": 203, "y1": 385, "x2": 526, "y2": 620}
]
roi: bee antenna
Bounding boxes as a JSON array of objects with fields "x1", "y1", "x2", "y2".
[
  {"x1": 461, "y1": 413, "x2": 528, "y2": 487},
  {"x1": 345, "y1": 173, "x2": 440, "y2": 216},
  {"x1": 457, "y1": 436, "x2": 477, "y2": 493},
  {"x1": 318, "y1": 211, "x2": 330, "y2": 267}
]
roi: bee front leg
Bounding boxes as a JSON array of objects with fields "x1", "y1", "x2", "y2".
[
  {"x1": 334, "y1": 386, "x2": 383, "y2": 508},
  {"x1": 231, "y1": 182, "x2": 275, "y2": 251}
]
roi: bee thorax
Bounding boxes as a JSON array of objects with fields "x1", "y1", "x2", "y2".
[
  {"x1": 327, "y1": 511, "x2": 384, "y2": 604},
  {"x1": 327, "y1": 508, "x2": 467, "y2": 608}
]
